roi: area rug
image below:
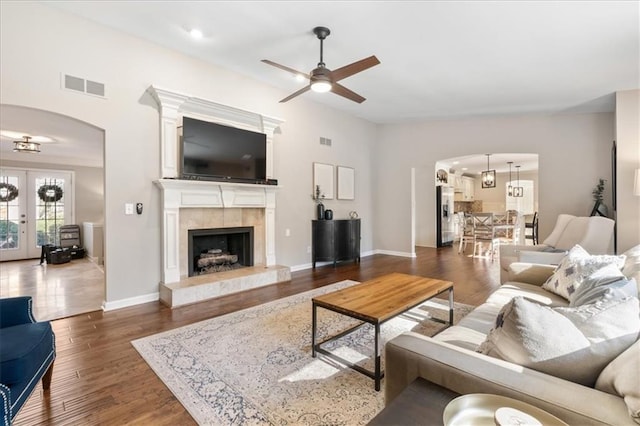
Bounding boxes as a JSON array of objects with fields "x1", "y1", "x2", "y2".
[{"x1": 132, "y1": 280, "x2": 474, "y2": 425}]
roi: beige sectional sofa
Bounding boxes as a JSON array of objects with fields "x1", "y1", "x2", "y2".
[{"x1": 385, "y1": 244, "x2": 640, "y2": 425}]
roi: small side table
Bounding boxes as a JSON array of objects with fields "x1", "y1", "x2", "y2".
[{"x1": 368, "y1": 378, "x2": 459, "y2": 425}]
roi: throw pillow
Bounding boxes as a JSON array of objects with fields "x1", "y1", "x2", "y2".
[
  {"x1": 477, "y1": 296, "x2": 640, "y2": 386},
  {"x1": 595, "y1": 340, "x2": 640, "y2": 424},
  {"x1": 569, "y1": 264, "x2": 637, "y2": 307},
  {"x1": 542, "y1": 245, "x2": 626, "y2": 300}
]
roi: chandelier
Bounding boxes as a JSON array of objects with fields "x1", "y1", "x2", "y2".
[
  {"x1": 481, "y1": 154, "x2": 496, "y2": 188},
  {"x1": 513, "y1": 165, "x2": 524, "y2": 197},
  {"x1": 507, "y1": 162, "x2": 514, "y2": 196}
]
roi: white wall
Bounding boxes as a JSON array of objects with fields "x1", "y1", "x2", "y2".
[
  {"x1": 374, "y1": 113, "x2": 614, "y2": 253},
  {"x1": 0, "y1": 3, "x2": 376, "y2": 305},
  {"x1": 615, "y1": 89, "x2": 640, "y2": 253}
]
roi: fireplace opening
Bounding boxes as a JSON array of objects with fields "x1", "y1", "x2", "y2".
[{"x1": 188, "y1": 227, "x2": 254, "y2": 277}]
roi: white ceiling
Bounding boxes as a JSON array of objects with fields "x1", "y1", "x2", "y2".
[{"x1": 1, "y1": 1, "x2": 637, "y2": 168}]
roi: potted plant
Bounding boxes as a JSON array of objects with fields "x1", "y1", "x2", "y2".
[
  {"x1": 590, "y1": 178, "x2": 608, "y2": 217},
  {"x1": 312, "y1": 185, "x2": 326, "y2": 220}
]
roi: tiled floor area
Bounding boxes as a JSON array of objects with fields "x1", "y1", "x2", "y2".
[{"x1": 0, "y1": 257, "x2": 104, "y2": 321}]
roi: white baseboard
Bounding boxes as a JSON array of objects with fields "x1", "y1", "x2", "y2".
[
  {"x1": 103, "y1": 292, "x2": 159, "y2": 311},
  {"x1": 290, "y1": 250, "x2": 405, "y2": 272},
  {"x1": 372, "y1": 249, "x2": 416, "y2": 258}
]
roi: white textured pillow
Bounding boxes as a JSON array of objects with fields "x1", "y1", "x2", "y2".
[
  {"x1": 542, "y1": 245, "x2": 626, "y2": 300},
  {"x1": 569, "y1": 264, "x2": 635, "y2": 307},
  {"x1": 477, "y1": 296, "x2": 640, "y2": 386},
  {"x1": 595, "y1": 340, "x2": 640, "y2": 423}
]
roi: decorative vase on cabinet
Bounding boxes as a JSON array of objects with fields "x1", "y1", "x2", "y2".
[{"x1": 317, "y1": 202, "x2": 325, "y2": 220}]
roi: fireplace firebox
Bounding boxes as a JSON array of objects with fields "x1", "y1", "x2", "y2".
[{"x1": 188, "y1": 227, "x2": 254, "y2": 277}]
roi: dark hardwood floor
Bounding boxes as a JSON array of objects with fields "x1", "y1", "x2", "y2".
[{"x1": 15, "y1": 246, "x2": 500, "y2": 425}]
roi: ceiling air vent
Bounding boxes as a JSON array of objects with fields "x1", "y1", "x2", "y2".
[{"x1": 63, "y1": 74, "x2": 106, "y2": 98}]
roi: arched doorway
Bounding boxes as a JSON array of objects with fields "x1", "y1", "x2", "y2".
[{"x1": 0, "y1": 104, "x2": 106, "y2": 320}]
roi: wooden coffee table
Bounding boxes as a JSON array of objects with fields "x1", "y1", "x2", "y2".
[{"x1": 312, "y1": 273, "x2": 454, "y2": 391}]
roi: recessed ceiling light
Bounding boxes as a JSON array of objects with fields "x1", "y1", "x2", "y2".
[
  {"x1": 462, "y1": 167, "x2": 468, "y2": 171},
  {"x1": 190, "y1": 28, "x2": 203, "y2": 39},
  {"x1": 453, "y1": 161, "x2": 460, "y2": 165}
]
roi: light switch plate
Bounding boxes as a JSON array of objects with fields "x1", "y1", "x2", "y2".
[{"x1": 125, "y1": 203, "x2": 134, "y2": 215}]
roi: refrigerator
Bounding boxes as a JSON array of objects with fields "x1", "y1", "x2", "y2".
[{"x1": 436, "y1": 185, "x2": 455, "y2": 247}]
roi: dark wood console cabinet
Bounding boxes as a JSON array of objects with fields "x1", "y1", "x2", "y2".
[{"x1": 312, "y1": 219, "x2": 361, "y2": 268}]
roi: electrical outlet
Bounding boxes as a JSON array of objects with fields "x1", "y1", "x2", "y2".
[
  {"x1": 307, "y1": 246, "x2": 311, "y2": 253},
  {"x1": 125, "y1": 203, "x2": 134, "y2": 215}
]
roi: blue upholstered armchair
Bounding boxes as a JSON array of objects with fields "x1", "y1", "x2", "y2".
[{"x1": 0, "y1": 296, "x2": 55, "y2": 426}]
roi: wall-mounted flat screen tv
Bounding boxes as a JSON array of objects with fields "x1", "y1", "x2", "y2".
[{"x1": 180, "y1": 116, "x2": 267, "y2": 182}]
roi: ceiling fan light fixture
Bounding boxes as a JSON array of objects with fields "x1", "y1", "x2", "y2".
[
  {"x1": 13, "y1": 136, "x2": 40, "y2": 153},
  {"x1": 311, "y1": 80, "x2": 332, "y2": 93}
]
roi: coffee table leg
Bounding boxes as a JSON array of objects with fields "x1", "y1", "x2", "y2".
[
  {"x1": 375, "y1": 323, "x2": 381, "y2": 391},
  {"x1": 312, "y1": 302, "x2": 317, "y2": 357},
  {"x1": 448, "y1": 287, "x2": 454, "y2": 325}
]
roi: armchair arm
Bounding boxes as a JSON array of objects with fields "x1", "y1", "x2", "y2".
[
  {"x1": 517, "y1": 250, "x2": 566, "y2": 265},
  {"x1": 508, "y1": 262, "x2": 556, "y2": 286},
  {"x1": 499, "y1": 245, "x2": 550, "y2": 284},
  {"x1": 385, "y1": 332, "x2": 633, "y2": 425},
  {"x1": 0, "y1": 296, "x2": 36, "y2": 328}
]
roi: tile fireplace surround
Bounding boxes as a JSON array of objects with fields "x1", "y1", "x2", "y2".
[{"x1": 149, "y1": 86, "x2": 291, "y2": 308}]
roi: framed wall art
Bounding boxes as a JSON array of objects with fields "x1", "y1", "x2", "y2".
[
  {"x1": 313, "y1": 162, "x2": 334, "y2": 199},
  {"x1": 337, "y1": 166, "x2": 355, "y2": 200}
]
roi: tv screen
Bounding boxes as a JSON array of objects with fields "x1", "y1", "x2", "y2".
[{"x1": 181, "y1": 117, "x2": 267, "y2": 182}]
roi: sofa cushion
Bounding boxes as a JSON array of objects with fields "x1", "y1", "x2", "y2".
[
  {"x1": 477, "y1": 296, "x2": 640, "y2": 386},
  {"x1": 0, "y1": 322, "x2": 54, "y2": 385},
  {"x1": 568, "y1": 262, "x2": 637, "y2": 307},
  {"x1": 542, "y1": 245, "x2": 626, "y2": 300},
  {"x1": 595, "y1": 340, "x2": 640, "y2": 424}
]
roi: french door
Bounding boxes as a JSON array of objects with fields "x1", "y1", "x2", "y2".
[{"x1": 0, "y1": 168, "x2": 73, "y2": 261}]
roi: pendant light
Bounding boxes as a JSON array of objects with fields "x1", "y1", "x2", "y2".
[
  {"x1": 507, "y1": 162, "x2": 514, "y2": 196},
  {"x1": 513, "y1": 165, "x2": 524, "y2": 197},
  {"x1": 481, "y1": 154, "x2": 496, "y2": 188}
]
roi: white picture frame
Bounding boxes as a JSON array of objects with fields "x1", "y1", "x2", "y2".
[
  {"x1": 337, "y1": 166, "x2": 355, "y2": 200},
  {"x1": 313, "y1": 162, "x2": 334, "y2": 200}
]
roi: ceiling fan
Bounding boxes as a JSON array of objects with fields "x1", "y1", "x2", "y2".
[{"x1": 262, "y1": 26, "x2": 380, "y2": 104}]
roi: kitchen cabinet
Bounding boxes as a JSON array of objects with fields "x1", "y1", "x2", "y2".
[
  {"x1": 454, "y1": 176, "x2": 475, "y2": 201},
  {"x1": 452, "y1": 173, "x2": 464, "y2": 193}
]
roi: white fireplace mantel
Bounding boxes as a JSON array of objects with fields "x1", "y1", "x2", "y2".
[
  {"x1": 148, "y1": 86, "x2": 285, "y2": 285},
  {"x1": 147, "y1": 85, "x2": 284, "y2": 178},
  {"x1": 154, "y1": 179, "x2": 278, "y2": 284}
]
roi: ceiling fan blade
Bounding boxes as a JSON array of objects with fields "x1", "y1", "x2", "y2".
[
  {"x1": 280, "y1": 85, "x2": 311, "y2": 103},
  {"x1": 261, "y1": 59, "x2": 309, "y2": 79},
  {"x1": 331, "y1": 56, "x2": 380, "y2": 82},
  {"x1": 330, "y1": 83, "x2": 366, "y2": 104}
]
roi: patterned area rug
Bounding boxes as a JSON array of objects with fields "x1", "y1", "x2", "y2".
[{"x1": 132, "y1": 280, "x2": 474, "y2": 425}]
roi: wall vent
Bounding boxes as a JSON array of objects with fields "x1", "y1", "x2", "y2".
[
  {"x1": 320, "y1": 137, "x2": 332, "y2": 146},
  {"x1": 62, "y1": 73, "x2": 106, "y2": 98}
]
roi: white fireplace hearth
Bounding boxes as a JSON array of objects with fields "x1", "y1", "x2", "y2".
[{"x1": 150, "y1": 86, "x2": 291, "y2": 308}]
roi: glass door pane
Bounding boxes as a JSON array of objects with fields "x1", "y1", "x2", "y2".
[
  {"x1": 0, "y1": 170, "x2": 27, "y2": 261},
  {"x1": 27, "y1": 171, "x2": 73, "y2": 259}
]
